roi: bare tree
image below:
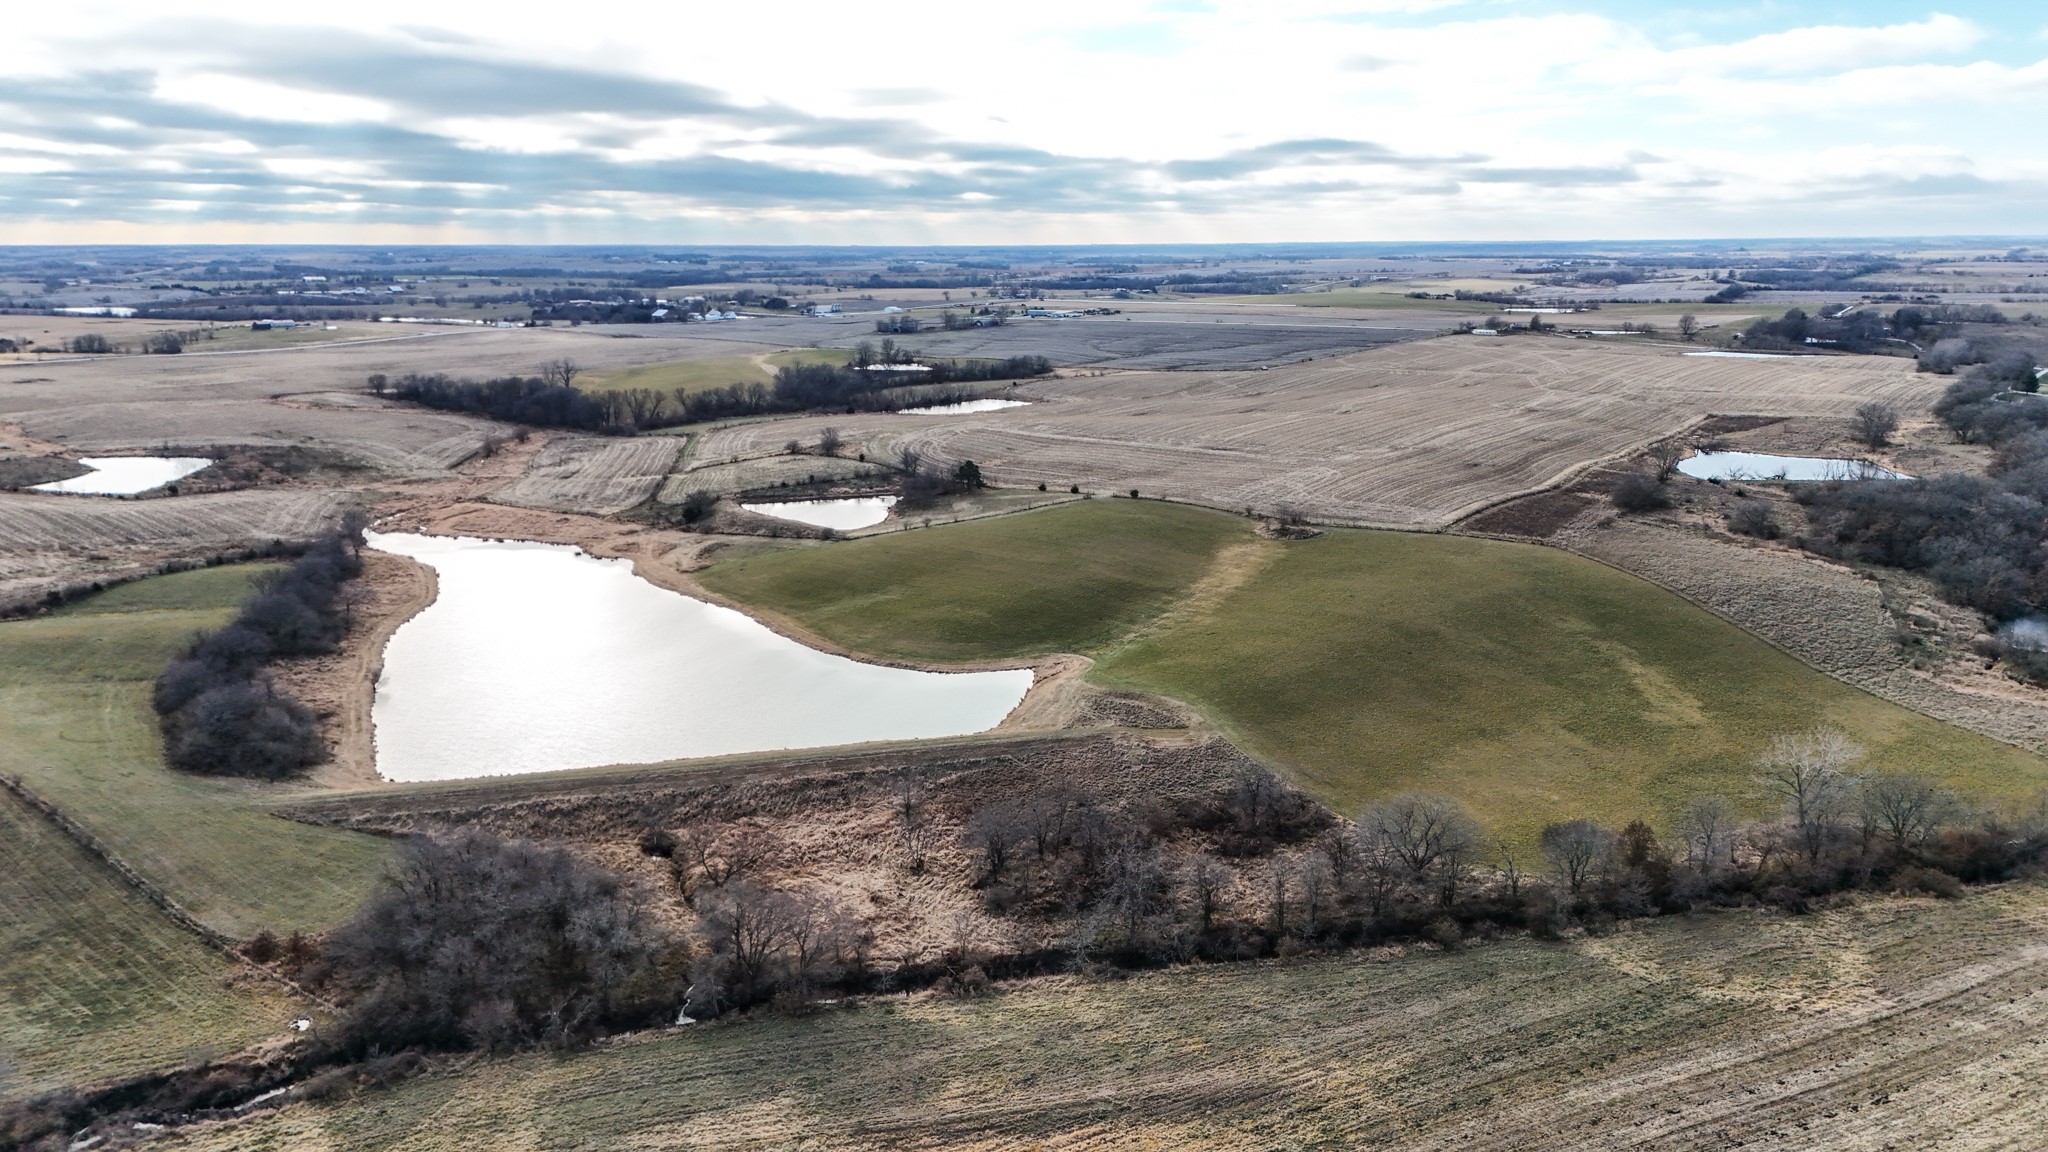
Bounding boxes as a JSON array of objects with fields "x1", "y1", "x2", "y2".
[
  {"x1": 1678, "y1": 313, "x2": 1699, "y2": 342},
  {"x1": 1358, "y1": 793, "x2": 1481, "y2": 879},
  {"x1": 540, "y1": 358, "x2": 580, "y2": 388},
  {"x1": 1104, "y1": 843, "x2": 1168, "y2": 943},
  {"x1": 1297, "y1": 852, "x2": 1335, "y2": 938},
  {"x1": 1312, "y1": 824, "x2": 1360, "y2": 884},
  {"x1": 895, "y1": 445, "x2": 923, "y2": 475},
  {"x1": 1854, "y1": 401, "x2": 1900, "y2": 449},
  {"x1": 1183, "y1": 853, "x2": 1230, "y2": 932},
  {"x1": 1024, "y1": 789, "x2": 1078, "y2": 859},
  {"x1": 1494, "y1": 839, "x2": 1525, "y2": 899},
  {"x1": 1649, "y1": 440, "x2": 1689, "y2": 483},
  {"x1": 963, "y1": 802, "x2": 1026, "y2": 886},
  {"x1": 620, "y1": 388, "x2": 665, "y2": 428},
  {"x1": 1756, "y1": 729, "x2": 1860, "y2": 867},
  {"x1": 1860, "y1": 772, "x2": 1953, "y2": 853},
  {"x1": 1677, "y1": 796, "x2": 1738, "y2": 875},
  {"x1": 698, "y1": 826, "x2": 775, "y2": 889},
  {"x1": 818, "y1": 426, "x2": 843, "y2": 457},
  {"x1": 698, "y1": 881, "x2": 797, "y2": 999},
  {"x1": 896, "y1": 769, "x2": 940, "y2": 874},
  {"x1": 1540, "y1": 819, "x2": 1613, "y2": 894}
]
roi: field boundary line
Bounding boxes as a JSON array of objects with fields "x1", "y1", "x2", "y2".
[{"x1": 0, "y1": 773, "x2": 236, "y2": 951}]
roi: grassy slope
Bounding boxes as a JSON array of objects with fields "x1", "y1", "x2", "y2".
[
  {"x1": 702, "y1": 502, "x2": 2048, "y2": 839},
  {"x1": 0, "y1": 565, "x2": 393, "y2": 937},
  {"x1": 578, "y1": 347, "x2": 849, "y2": 396},
  {"x1": 0, "y1": 790, "x2": 291, "y2": 1101},
  {"x1": 698, "y1": 499, "x2": 1241, "y2": 663},
  {"x1": 178, "y1": 882, "x2": 2048, "y2": 1150}
]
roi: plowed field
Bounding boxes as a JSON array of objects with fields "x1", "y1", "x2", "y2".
[{"x1": 695, "y1": 337, "x2": 1936, "y2": 528}]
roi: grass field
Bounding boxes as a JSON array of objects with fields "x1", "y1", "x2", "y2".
[
  {"x1": 0, "y1": 788, "x2": 292, "y2": 1101},
  {"x1": 0, "y1": 564, "x2": 393, "y2": 938},
  {"x1": 698, "y1": 499, "x2": 1240, "y2": 662},
  {"x1": 577, "y1": 347, "x2": 850, "y2": 395},
  {"x1": 703, "y1": 501, "x2": 2048, "y2": 838},
  {"x1": 175, "y1": 880, "x2": 2048, "y2": 1150}
]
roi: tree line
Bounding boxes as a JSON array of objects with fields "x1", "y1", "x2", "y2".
[
  {"x1": 373, "y1": 354, "x2": 1051, "y2": 434},
  {"x1": 151, "y1": 520, "x2": 365, "y2": 779},
  {"x1": 268, "y1": 725, "x2": 2048, "y2": 1070}
]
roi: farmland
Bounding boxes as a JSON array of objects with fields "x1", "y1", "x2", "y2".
[
  {"x1": 174, "y1": 879, "x2": 2048, "y2": 1151},
  {"x1": 690, "y1": 336, "x2": 1943, "y2": 528},
  {"x1": 486, "y1": 435, "x2": 681, "y2": 515},
  {"x1": 0, "y1": 564, "x2": 393, "y2": 938},
  {"x1": 576, "y1": 346, "x2": 851, "y2": 395},
  {"x1": 3, "y1": 241, "x2": 2047, "y2": 1148},
  {"x1": 0, "y1": 788, "x2": 294, "y2": 1102},
  {"x1": 699, "y1": 499, "x2": 1240, "y2": 662},
  {"x1": 0, "y1": 488, "x2": 354, "y2": 606},
  {"x1": 702, "y1": 500, "x2": 2048, "y2": 841}
]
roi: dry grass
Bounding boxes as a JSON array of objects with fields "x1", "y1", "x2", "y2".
[
  {"x1": 485, "y1": 436, "x2": 681, "y2": 515},
  {"x1": 176, "y1": 880, "x2": 2048, "y2": 1151},
  {"x1": 690, "y1": 336, "x2": 1943, "y2": 529}
]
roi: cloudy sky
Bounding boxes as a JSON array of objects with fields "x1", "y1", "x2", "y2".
[{"x1": 2, "y1": 1, "x2": 2043, "y2": 245}]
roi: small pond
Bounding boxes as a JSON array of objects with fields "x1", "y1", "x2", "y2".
[
  {"x1": 1677, "y1": 451, "x2": 1909, "y2": 482},
  {"x1": 30, "y1": 456, "x2": 213, "y2": 495},
  {"x1": 366, "y1": 532, "x2": 1032, "y2": 781},
  {"x1": 900, "y1": 398, "x2": 1031, "y2": 415},
  {"x1": 741, "y1": 495, "x2": 898, "y2": 530},
  {"x1": 1683, "y1": 351, "x2": 1794, "y2": 360},
  {"x1": 1999, "y1": 617, "x2": 2048, "y2": 653}
]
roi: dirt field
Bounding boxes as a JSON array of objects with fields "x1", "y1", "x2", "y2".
[
  {"x1": 485, "y1": 436, "x2": 682, "y2": 515},
  {"x1": 175, "y1": 878, "x2": 2048, "y2": 1151},
  {"x1": 688, "y1": 336, "x2": 1943, "y2": 528},
  {"x1": 0, "y1": 488, "x2": 354, "y2": 607}
]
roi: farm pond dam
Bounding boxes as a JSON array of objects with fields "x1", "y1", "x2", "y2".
[{"x1": 365, "y1": 532, "x2": 1033, "y2": 781}]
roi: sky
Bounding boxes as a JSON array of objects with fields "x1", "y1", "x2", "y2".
[{"x1": 1, "y1": 1, "x2": 2043, "y2": 245}]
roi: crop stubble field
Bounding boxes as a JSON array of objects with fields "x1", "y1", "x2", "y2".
[
  {"x1": 693, "y1": 337, "x2": 1940, "y2": 528},
  {"x1": 179, "y1": 880, "x2": 2048, "y2": 1151},
  {"x1": 486, "y1": 436, "x2": 681, "y2": 515},
  {"x1": 0, "y1": 488, "x2": 354, "y2": 605}
]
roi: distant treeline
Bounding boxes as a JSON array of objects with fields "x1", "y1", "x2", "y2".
[
  {"x1": 381, "y1": 372, "x2": 619, "y2": 432},
  {"x1": 377, "y1": 355, "x2": 1052, "y2": 433},
  {"x1": 152, "y1": 523, "x2": 364, "y2": 779}
]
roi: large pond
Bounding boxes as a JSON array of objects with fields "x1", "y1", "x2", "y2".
[
  {"x1": 30, "y1": 456, "x2": 213, "y2": 495},
  {"x1": 900, "y1": 398, "x2": 1030, "y2": 415},
  {"x1": 1677, "y1": 451, "x2": 1909, "y2": 482},
  {"x1": 741, "y1": 495, "x2": 898, "y2": 530},
  {"x1": 1682, "y1": 350, "x2": 1794, "y2": 360},
  {"x1": 366, "y1": 532, "x2": 1032, "y2": 781}
]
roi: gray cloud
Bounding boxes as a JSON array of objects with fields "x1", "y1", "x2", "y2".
[{"x1": 0, "y1": 35, "x2": 1657, "y2": 229}]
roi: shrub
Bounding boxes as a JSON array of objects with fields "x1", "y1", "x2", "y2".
[
  {"x1": 1726, "y1": 499, "x2": 1779, "y2": 539},
  {"x1": 1610, "y1": 471, "x2": 1669, "y2": 512},
  {"x1": 320, "y1": 829, "x2": 665, "y2": 1055},
  {"x1": 151, "y1": 524, "x2": 362, "y2": 777}
]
